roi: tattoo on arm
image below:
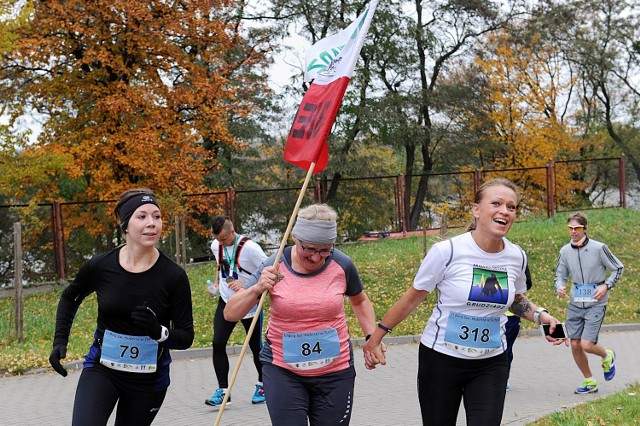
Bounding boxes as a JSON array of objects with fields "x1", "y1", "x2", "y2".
[{"x1": 510, "y1": 295, "x2": 532, "y2": 319}]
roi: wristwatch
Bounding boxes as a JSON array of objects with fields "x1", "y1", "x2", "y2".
[
  {"x1": 156, "y1": 325, "x2": 169, "y2": 343},
  {"x1": 533, "y1": 307, "x2": 549, "y2": 325},
  {"x1": 606, "y1": 283, "x2": 614, "y2": 291}
]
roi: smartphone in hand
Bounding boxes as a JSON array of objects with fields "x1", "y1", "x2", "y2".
[{"x1": 540, "y1": 323, "x2": 567, "y2": 339}]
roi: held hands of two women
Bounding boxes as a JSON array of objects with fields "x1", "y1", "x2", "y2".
[{"x1": 363, "y1": 338, "x2": 387, "y2": 370}]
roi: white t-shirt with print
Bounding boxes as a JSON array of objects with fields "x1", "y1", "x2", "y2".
[{"x1": 414, "y1": 232, "x2": 527, "y2": 359}]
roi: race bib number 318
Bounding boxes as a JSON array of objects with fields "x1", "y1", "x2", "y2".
[{"x1": 444, "y1": 311, "x2": 501, "y2": 357}]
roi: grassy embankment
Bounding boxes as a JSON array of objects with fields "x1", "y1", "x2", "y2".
[{"x1": 1, "y1": 208, "x2": 639, "y2": 370}]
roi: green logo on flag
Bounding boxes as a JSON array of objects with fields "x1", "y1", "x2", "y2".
[{"x1": 306, "y1": 45, "x2": 345, "y2": 77}]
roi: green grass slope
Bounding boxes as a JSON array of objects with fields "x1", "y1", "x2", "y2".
[{"x1": 1, "y1": 208, "x2": 638, "y2": 375}]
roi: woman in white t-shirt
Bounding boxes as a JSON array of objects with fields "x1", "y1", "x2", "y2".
[{"x1": 363, "y1": 178, "x2": 565, "y2": 426}]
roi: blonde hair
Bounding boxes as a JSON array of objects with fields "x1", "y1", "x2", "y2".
[
  {"x1": 297, "y1": 203, "x2": 338, "y2": 221},
  {"x1": 465, "y1": 178, "x2": 519, "y2": 232}
]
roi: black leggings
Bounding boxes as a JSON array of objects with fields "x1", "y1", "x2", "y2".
[
  {"x1": 72, "y1": 366, "x2": 167, "y2": 426},
  {"x1": 505, "y1": 315, "x2": 521, "y2": 367},
  {"x1": 417, "y1": 344, "x2": 508, "y2": 426},
  {"x1": 212, "y1": 297, "x2": 264, "y2": 387},
  {"x1": 262, "y1": 363, "x2": 356, "y2": 426}
]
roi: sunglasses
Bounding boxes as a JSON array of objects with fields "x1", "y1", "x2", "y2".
[
  {"x1": 567, "y1": 225, "x2": 585, "y2": 231},
  {"x1": 299, "y1": 241, "x2": 334, "y2": 257}
]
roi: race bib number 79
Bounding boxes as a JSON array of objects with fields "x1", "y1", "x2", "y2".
[{"x1": 100, "y1": 330, "x2": 158, "y2": 373}]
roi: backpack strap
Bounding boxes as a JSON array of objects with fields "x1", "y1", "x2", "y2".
[
  {"x1": 235, "y1": 236, "x2": 251, "y2": 274},
  {"x1": 516, "y1": 244, "x2": 526, "y2": 272},
  {"x1": 515, "y1": 243, "x2": 532, "y2": 291},
  {"x1": 218, "y1": 237, "x2": 251, "y2": 275}
]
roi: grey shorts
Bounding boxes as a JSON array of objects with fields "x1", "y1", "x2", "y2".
[{"x1": 565, "y1": 304, "x2": 607, "y2": 343}]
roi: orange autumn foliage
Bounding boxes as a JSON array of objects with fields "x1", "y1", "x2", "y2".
[
  {"x1": 472, "y1": 32, "x2": 585, "y2": 211},
  {"x1": 0, "y1": 0, "x2": 272, "y2": 237}
]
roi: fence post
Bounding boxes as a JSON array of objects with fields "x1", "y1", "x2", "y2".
[
  {"x1": 181, "y1": 215, "x2": 187, "y2": 267},
  {"x1": 422, "y1": 219, "x2": 428, "y2": 258},
  {"x1": 440, "y1": 211, "x2": 448, "y2": 237},
  {"x1": 619, "y1": 155, "x2": 626, "y2": 208},
  {"x1": 395, "y1": 174, "x2": 406, "y2": 234},
  {"x1": 14, "y1": 223, "x2": 24, "y2": 342},
  {"x1": 314, "y1": 178, "x2": 325, "y2": 203},
  {"x1": 225, "y1": 187, "x2": 237, "y2": 225},
  {"x1": 53, "y1": 200, "x2": 66, "y2": 282},
  {"x1": 545, "y1": 159, "x2": 555, "y2": 217},
  {"x1": 174, "y1": 216, "x2": 180, "y2": 265},
  {"x1": 473, "y1": 170, "x2": 481, "y2": 194},
  {"x1": 174, "y1": 215, "x2": 186, "y2": 269}
]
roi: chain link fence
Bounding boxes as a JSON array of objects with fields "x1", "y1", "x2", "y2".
[{"x1": 1, "y1": 156, "x2": 633, "y2": 289}]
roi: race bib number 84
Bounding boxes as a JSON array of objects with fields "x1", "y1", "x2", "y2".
[{"x1": 283, "y1": 328, "x2": 340, "y2": 371}]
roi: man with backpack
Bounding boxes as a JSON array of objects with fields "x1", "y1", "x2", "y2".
[{"x1": 204, "y1": 215, "x2": 268, "y2": 407}]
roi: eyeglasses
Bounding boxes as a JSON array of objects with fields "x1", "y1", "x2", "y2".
[
  {"x1": 567, "y1": 225, "x2": 585, "y2": 231},
  {"x1": 299, "y1": 241, "x2": 334, "y2": 257}
]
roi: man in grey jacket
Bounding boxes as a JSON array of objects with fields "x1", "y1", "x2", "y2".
[{"x1": 554, "y1": 212, "x2": 624, "y2": 395}]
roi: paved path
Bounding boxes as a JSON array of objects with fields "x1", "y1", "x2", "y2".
[{"x1": 2, "y1": 327, "x2": 640, "y2": 425}]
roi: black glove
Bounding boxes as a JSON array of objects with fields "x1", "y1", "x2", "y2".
[
  {"x1": 49, "y1": 344, "x2": 68, "y2": 377},
  {"x1": 131, "y1": 303, "x2": 162, "y2": 340}
]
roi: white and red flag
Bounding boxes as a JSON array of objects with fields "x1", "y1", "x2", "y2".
[{"x1": 283, "y1": 0, "x2": 378, "y2": 173}]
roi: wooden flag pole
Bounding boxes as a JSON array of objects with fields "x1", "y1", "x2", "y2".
[{"x1": 214, "y1": 162, "x2": 317, "y2": 425}]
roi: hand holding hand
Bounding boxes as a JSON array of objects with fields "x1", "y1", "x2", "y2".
[
  {"x1": 363, "y1": 338, "x2": 387, "y2": 370},
  {"x1": 49, "y1": 344, "x2": 68, "y2": 377},
  {"x1": 131, "y1": 302, "x2": 162, "y2": 340}
]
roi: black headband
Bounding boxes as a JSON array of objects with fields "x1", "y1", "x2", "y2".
[{"x1": 118, "y1": 193, "x2": 159, "y2": 232}]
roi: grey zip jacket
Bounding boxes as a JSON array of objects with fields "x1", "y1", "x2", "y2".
[{"x1": 554, "y1": 238, "x2": 623, "y2": 307}]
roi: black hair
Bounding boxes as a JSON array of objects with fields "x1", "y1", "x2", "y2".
[{"x1": 210, "y1": 215, "x2": 232, "y2": 235}]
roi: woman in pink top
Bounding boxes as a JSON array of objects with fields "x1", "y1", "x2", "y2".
[{"x1": 225, "y1": 203, "x2": 376, "y2": 425}]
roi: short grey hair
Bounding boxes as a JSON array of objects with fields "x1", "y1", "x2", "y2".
[{"x1": 297, "y1": 203, "x2": 338, "y2": 221}]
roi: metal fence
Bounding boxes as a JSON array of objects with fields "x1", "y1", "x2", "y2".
[{"x1": 0, "y1": 156, "x2": 632, "y2": 288}]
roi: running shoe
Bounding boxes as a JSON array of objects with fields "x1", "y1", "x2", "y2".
[
  {"x1": 252, "y1": 384, "x2": 266, "y2": 404},
  {"x1": 575, "y1": 379, "x2": 598, "y2": 394},
  {"x1": 602, "y1": 349, "x2": 616, "y2": 381},
  {"x1": 205, "y1": 388, "x2": 230, "y2": 406}
]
